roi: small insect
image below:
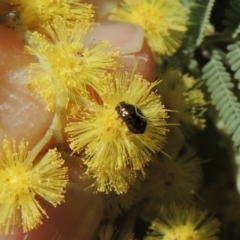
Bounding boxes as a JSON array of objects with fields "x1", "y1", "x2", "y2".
[{"x1": 115, "y1": 101, "x2": 147, "y2": 134}]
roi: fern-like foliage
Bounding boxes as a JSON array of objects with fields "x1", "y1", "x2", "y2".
[
  {"x1": 168, "y1": 0, "x2": 215, "y2": 70},
  {"x1": 202, "y1": 51, "x2": 240, "y2": 151},
  {"x1": 227, "y1": 42, "x2": 240, "y2": 79},
  {"x1": 223, "y1": 0, "x2": 240, "y2": 38},
  {"x1": 187, "y1": 0, "x2": 215, "y2": 47}
]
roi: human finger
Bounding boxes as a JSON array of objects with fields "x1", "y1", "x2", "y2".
[{"x1": 0, "y1": 20, "x2": 155, "y2": 239}]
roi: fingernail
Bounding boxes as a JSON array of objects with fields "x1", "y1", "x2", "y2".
[{"x1": 85, "y1": 21, "x2": 144, "y2": 54}]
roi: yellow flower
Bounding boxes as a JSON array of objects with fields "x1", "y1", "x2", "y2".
[
  {"x1": 7, "y1": 0, "x2": 94, "y2": 31},
  {"x1": 145, "y1": 204, "x2": 220, "y2": 240},
  {"x1": 144, "y1": 144, "x2": 202, "y2": 204},
  {"x1": 88, "y1": 167, "x2": 136, "y2": 194},
  {"x1": 0, "y1": 139, "x2": 68, "y2": 234},
  {"x1": 26, "y1": 18, "x2": 120, "y2": 112},
  {"x1": 109, "y1": 0, "x2": 187, "y2": 56},
  {"x1": 157, "y1": 70, "x2": 207, "y2": 130},
  {"x1": 66, "y1": 71, "x2": 168, "y2": 193}
]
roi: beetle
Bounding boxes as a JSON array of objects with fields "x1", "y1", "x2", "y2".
[{"x1": 115, "y1": 101, "x2": 147, "y2": 134}]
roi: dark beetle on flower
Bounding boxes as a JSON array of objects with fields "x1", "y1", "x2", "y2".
[{"x1": 115, "y1": 101, "x2": 147, "y2": 134}]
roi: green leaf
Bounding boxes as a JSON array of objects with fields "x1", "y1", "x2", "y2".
[
  {"x1": 202, "y1": 51, "x2": 240, "y2": 151},
  {"x1": 187, "y1": 0, "x2": 215, "y2": 47},
  {"x1": 227, "y1": 42, "x2": 240, "y2": 79},
  {"x1": 167, "y1": 0, "x2": 215, "y2": 69}
]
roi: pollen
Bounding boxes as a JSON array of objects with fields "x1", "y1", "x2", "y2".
[
  {"x1": 26, "y1": 18, "x2": 120, "y2": 112},
  {"x1": 66, "y1": 71, "x2": 168, "y2": 193},
  {"x1": 145, "y1": 204, "x2": 220, "y2": 240},
  {"x1": 88, "y1": 167, "x2": 137, "y2": 194},
  {"x1": 145, "y1": 145, "x2": 202, "y2": 204},
  {"x1": 109, "y1": 0, "x2": 187, "y2": 56},
  {"x1": 0, "y1": 139, "x2": 68, "y2": 234},
  {"x1": 7, "y1": 0, "x2": 94, "y2": 31},
  {"x1": 157, "y1": 70, "x2": 207, "y2": 130}
]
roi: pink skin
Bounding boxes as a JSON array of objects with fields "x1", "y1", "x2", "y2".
[{"x1": 0, "y1": 4, "x2": 155, "y2": 240}]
